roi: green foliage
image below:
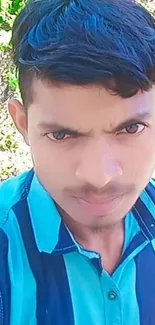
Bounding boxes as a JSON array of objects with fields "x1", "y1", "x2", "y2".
[
  {"x1": 0, "y1": 0, "x2": 26, "y2": 31},
  {"x1": 8, "y1": 70, "x2": 18, "y2": 90},
  {"x1": 0, "y1": 130, "x2": 19, "y2": 152},
  {"x1": 1, "y1": 47, "x2": 18, "y2": 91},
  {"x1": 0, "y1": 164, "x2": 19, "y2": 181}
]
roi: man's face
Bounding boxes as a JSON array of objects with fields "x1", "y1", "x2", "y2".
[{"x1": 10, "y1": 81, "x2": 155, "y2": 229}]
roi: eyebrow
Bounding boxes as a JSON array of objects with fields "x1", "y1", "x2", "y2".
[
  {"x1": 37, "y1": 111, "x2": 152, "y2": 134},
  {"x1": 37, "y1": 122, "x2": 86, "y2": 135},
  {"x1": 112, "y1": 111, "x2": 152, "y2": 133}
]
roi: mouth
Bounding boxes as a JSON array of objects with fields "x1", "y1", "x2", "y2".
[
  {"x1": 74, "y1": 194, "x2": 124, "y2": 215},
  {"x1": 77, "y1": 194, "x2": 121, "y2": 204}
]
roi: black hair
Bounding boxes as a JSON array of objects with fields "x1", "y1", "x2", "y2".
[{"x1": 12, "y1": 0, "x2": 155, "y2": 107}]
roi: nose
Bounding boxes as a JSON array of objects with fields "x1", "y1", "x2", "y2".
[{"x1": 75, "y1": 140, "x2": 122, "y2": 188}]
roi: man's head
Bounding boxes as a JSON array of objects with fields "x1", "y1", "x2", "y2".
[{"x1": 9, "y1": 0, "x2": 155, "y2": 230}]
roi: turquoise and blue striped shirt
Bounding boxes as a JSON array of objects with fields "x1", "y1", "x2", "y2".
[{"x1": 0, "y1": 169, "x2": 155, "y2": 325}]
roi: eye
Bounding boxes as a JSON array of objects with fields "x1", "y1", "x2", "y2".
[
  {"x1": 119, "y1": 123, "x2": 146, "y2": 135},
  {"x1": 46, "y1": 131, "x2": 76, "y2": 141}
]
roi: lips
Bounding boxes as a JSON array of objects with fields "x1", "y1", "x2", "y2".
[
  {"x1": 73, "y1": 193, "x2": 124, "y2": 215},
  {"x1": 75, "y1": 194, "x2": 121, "y2": 205}
]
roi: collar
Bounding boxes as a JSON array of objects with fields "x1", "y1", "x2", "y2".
[{"x1": 26, "y1": 171, "x2": 76, "y2": 253}]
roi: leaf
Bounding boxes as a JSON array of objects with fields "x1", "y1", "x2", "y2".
[
  {"x1": 9, "y1": 0, "x2": 25, "y2": 15},
  {"x1": 0, "y1": 0, "x2": 11, "y2": 12}
]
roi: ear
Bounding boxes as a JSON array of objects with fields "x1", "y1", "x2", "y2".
[{"x1": 8, "y1": 99, "x2": 29, "y2": 146}]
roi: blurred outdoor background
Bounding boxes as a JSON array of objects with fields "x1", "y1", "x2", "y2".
[{"x1": 0, "y1": 0, "x2": 155, "y2": 181}]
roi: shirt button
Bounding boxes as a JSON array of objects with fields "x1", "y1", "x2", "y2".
[{"x1": 108, "y1": 291, "x2": 117, "y2": 300}]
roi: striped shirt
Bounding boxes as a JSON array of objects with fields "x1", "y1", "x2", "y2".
[{"x1": 0, "y1": 169, "x2": 155, "y2": 325}]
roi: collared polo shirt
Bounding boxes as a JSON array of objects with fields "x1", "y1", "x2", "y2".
[{"x1": 0, "y1": 169, "x2": 155, "y2": 325}]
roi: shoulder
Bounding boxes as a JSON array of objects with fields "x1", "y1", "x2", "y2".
[
  {"x1": 144, "y1": 177, "x2": 155, "y2": 202},
  {"x1": 137, "y1": 177, "x2": 155, "y2": 221},
  {"x1": 0, "y1": 171, "x2": 31, "y2": 323},
  {"x1": 0, "y1": 170, "x2": 30, "y2": 227}
]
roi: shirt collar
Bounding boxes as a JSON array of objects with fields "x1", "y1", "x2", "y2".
[{"x1": 27, "y1": 171, "x2": 76, "y2": 253}]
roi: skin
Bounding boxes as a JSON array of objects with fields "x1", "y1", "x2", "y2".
[{"x1": 9, "y1": 80, "x2": 155, "y2": 273}]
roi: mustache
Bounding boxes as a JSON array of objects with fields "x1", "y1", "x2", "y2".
[{"x1": 65, "y1": 182, "x2": 135, "y2": 198}]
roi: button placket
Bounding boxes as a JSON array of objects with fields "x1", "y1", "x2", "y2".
[{"x1": 100, "y1": 271, "x2": 122, "y2": 325}]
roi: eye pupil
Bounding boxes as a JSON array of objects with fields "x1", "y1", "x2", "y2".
[
  {"x1": 126, "y1": 124, "x2": 139, "y2": 134},
  {"x1": 53, "y1": 131, "x2": 66, "y2": 140}
]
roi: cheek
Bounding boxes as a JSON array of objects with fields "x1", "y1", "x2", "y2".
[
  {"x1": 121, "y1": 135, "x2": 155, "y2": 180},
  {"x1": 30, "y1": 137, "x2": 76, "y2": 186},
  {"x1": 136, "y1": 136, "x2": 155, "y2": 163}
]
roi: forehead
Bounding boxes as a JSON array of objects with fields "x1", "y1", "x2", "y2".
[{"x1": 30, "y1": 80, "x2": 155, "y2": 127}]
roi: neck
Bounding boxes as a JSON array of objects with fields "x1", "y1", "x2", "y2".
[
  {"x1": 59, "y1": 208, "x2": 125, "y2": 274},
  {"x1": 67, "y1": 219, "x2": 124, "y2": 253}
]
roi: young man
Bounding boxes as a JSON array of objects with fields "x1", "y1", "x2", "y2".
[{"x1": 1, "y1": 0, "x2": 155, "y2": 324}]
